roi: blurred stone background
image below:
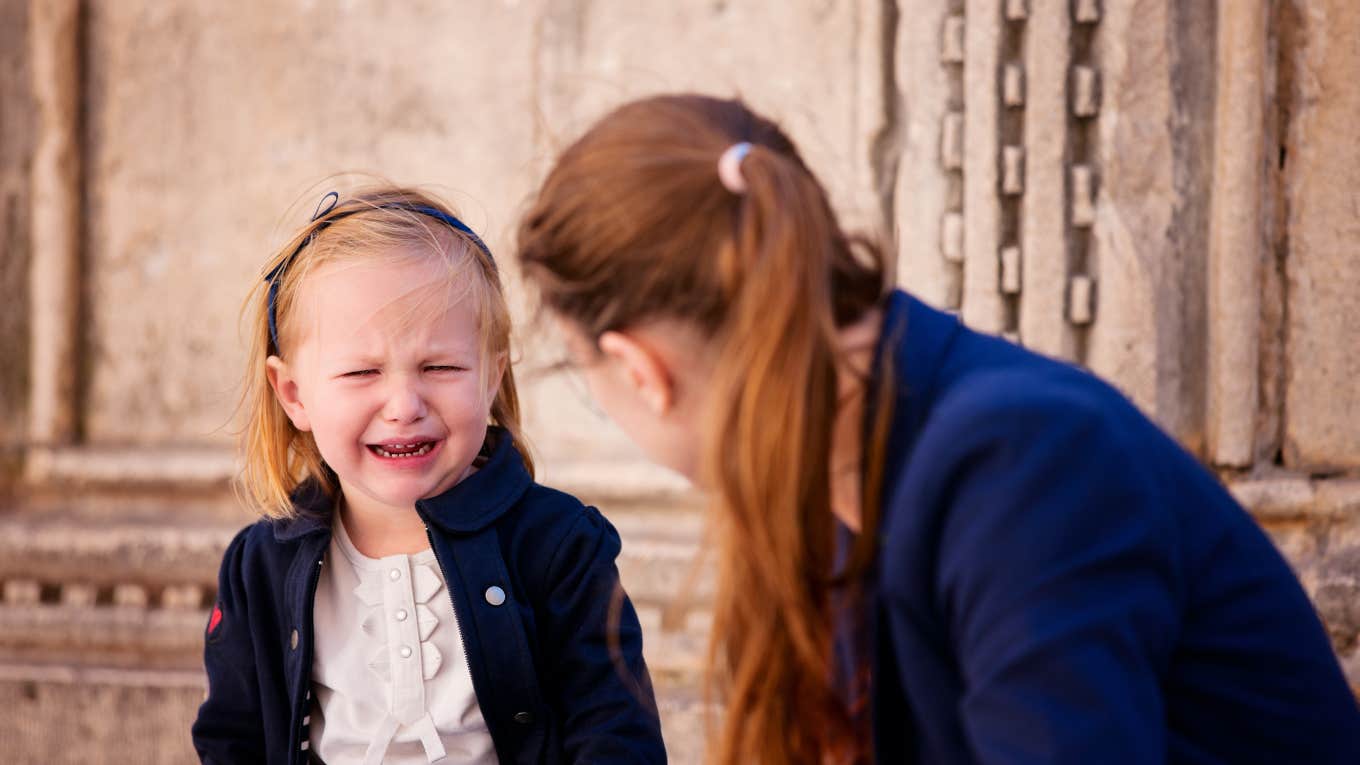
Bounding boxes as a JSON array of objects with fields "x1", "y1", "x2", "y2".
[{"x1": 0, "y1": 1, "x2": 1357, "y2": 762}]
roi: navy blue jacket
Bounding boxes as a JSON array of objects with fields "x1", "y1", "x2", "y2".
[
  {"x1": 192, "y1": 430, "x2": 666, "y2": 764},
  {"x1": 865, "y1": 291, "x2": 1360, "y2": 762}
]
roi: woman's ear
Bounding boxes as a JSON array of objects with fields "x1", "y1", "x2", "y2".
[
  {"x1": 597, "y1": 331, "x2": 674, "y2": 415},
  {"x1": 266, "y1": 356, "x2": 312, "y2": 431},
  {"x1": 488, "y1": 352, "x2": 509, "y2": 404}
]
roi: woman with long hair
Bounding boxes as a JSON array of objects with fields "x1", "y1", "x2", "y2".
[{"x1": 515, "y1": 94, "x2": 1360, "y2": 764}]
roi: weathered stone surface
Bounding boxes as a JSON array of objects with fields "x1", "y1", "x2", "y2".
[
  {"x1": 26, "y1": 0, "x2": 81, "y2": 448},
  {"x1": 1086, "y1": 0, "x2": 1207, "y2": 447},
  {"x1": 1205, "y1": 0, "x2": 1267, "y2": 468},
  {"x1": 1017, "y1": 0, "x2": 1076, "y2": 360},
  {"x1": 893, "y1": 0, "x2": 956, "y2": 308},
  {"x1": 960, "y1": 0, "x2": 1004, "y2": 333},
  {"x1": 1282, "y1": 0, "x2": 1360, "y2": 470},
  {"x1": 0, "y1": 0, "x2": 32, "y2": 454},
  {"x1": 80, "y1": 1, "x2": 541, "y2": 446},
  {"x1": 0, "y1": 672, "x2": 203, "y2": 764}
]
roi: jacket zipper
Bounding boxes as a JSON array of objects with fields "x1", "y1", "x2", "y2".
[
  {"x1": 422, "y1": 522, "x2": 471, "y2": 667},
  {"x1": 296, "y1": 550, "x2": 324, "y2": 765}
]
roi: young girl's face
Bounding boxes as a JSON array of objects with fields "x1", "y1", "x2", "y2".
[{"x1": 268, "y1": 251, "x2": 502, "y2": 518}]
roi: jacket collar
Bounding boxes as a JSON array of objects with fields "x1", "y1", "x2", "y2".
[
  {"x1": 415, "y1": 427, "x2": 532, "y2": 534},
  {"x1": 871, "y1": 290, "x2": 964, "y2": 443},
  {"x1": 270, "y1": 426, "x2": 531, "y2": 541}
]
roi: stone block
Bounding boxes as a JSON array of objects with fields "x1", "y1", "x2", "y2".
[
  {"x1": 1017, "y1": 0, "x2": 1076, "y2": 360},
  {"x1": 0, "y1": 672, "x2": 203, "y2": 764},
  {"x1": 895, "y1": 3, "x2": 960, "y2": 310},
  {"x1": 1282, "y1": 0, "x2": 1360, "y2": 470},
  {"x1": 0, "y1": 0, "x2": 32, "y2": 451},
  {"x1": 1083, "y1": 0, "x2": 1212, "y2": 448}
]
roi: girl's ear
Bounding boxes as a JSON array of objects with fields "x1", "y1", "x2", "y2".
[
  {"x1": 597, "y1": 330, "x2": 674, "y2": 415},
  {"x1": 266, "y1": 356, "x2": 312, "y2": 431}
]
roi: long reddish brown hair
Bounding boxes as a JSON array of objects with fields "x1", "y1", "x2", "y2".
[{"x1": 517, "y1": 94, "x2": 893, "y2": 763}]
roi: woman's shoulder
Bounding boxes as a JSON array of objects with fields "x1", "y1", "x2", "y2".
[{"x1": 927, "y1": 348, "x2": 1150, "y2": 456}]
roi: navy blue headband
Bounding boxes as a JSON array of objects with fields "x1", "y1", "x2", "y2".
[{"x1": 265, "y1": 192, "x2": 496, "y2": 355}]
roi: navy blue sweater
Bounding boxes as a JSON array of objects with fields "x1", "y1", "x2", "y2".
[
  {"x1": 865, "y1": 291, "x2": 1360, "y2": 762},
  {"x1": 191, "y1": 430, "x2": 666, "y2": 764}
]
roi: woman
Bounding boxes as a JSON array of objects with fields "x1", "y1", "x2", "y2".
[{"x1": 515, "y1": 93, "x2": 1360, "y2": 764}]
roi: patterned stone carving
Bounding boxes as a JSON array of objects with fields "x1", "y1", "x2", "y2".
[
  {"x1": 942, "y1": 212, "x2": 965, "y2": 263},
  {"x1": 1074, "y1": 0, "x2": 1100, "y2": 24},
  {"x1": 1002, "y1": 146, "x2": 1026, "y2": 195},
  {"x1": 3, "y1": 580, "x2": 40, "y2": 605},
  {"x1": 942, "y1": 15, "x2": 965, "y2": 63},
  {"x1": 941, "y1": 111, "x2": 964, "y2": 170},
  {"x1": 1071, "y1": 165, "x2": 1096, "y2": 227},
  {"x1": 62, "y1": 583, "x2": 97, "y2": 607},
  {"x1": 113, "y1": 584, "x2": 149, "y2": 608},
  {"x1": 1072, "y1": 65, "x2": 1100, "y2": 117},
  {"x1": 1004, "y1": 64, "x2": 1025, "y2": 107},
  {"x1": 161, "y1": 584, "x2": 204, "y2": 611},
  {"x1": 1000, "y1": 246, "x2": 1023, "y2": 294},
  {"x1": 1068, "y1": 275, "x2": 1095, "y2": 325}
]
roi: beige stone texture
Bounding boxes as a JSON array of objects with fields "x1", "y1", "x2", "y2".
[
  {"x1": 1084, "y1": 0, "x2": 1214, "y2": 449},
  {"x1": 0, "y1": 0, "x2": 32, "y2": 454},
  {"x1": 1205, "y1": 0, "x2": 1267, "y2": 468},
  {"x1": 1085, "y1": 0, "x2": 1167, "y2": 413},
  {"x1": 0, "y1": 673, "x2": 203, "y2": 763},
  {"x1": 892, "y1": 1, "x2": 955, "y2": 308},
  {"x1": 1017, "y1": 0, "x2": 1075, "y2": 359},
  {"x1": 26, "y1": 0, "x2": 82, "y2": 448},
  {"x1": 1282, "y1": 0, "x2": 1360, "y2": 470},
  {"x1": 960, "y1": 0, "x2": 1005, "y2": 333}
]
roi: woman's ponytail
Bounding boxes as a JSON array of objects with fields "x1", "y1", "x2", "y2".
[
  {"x1": 516, "y1": 94, "x2": 890, "y2": 765},
  {"x1": 701, "y1": 146, "x2": 861, "y2": 762}
]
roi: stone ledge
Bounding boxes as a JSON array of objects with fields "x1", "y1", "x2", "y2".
[
  {"x1": 0, "y1": 518, "x2": 231, "y2": 587},
  {"x1": 1231, "y1": 475, "x2": 1360, "y2": 520},
  {"x1": 0, "y1": 605, "x2": 208, "y2": 667},
  {"x1": 20, "y1": 446, "x2": 701, "y2": 508},
  {"x1": 0, "y1": 661, "x2": 205, "y2": 689}
]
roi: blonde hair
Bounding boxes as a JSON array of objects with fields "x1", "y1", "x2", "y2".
[
  {"x1": 518, "y1": 95, "x2": 892, "y2": 764},
  {"x1": 240, "y1": 186, "x2": 532, "y2": 519}
]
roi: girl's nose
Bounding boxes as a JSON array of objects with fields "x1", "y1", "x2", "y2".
[{"x1": 382, "y1": 377, "x2": 428, "y2": 423}]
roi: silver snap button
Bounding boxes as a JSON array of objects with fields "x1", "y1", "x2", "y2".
[
  {"x1": 290, "y1": 629, "x2": 299, "y2": 650},
  {"x1": 513, "y1": 711, "x2": 534, "y2": 725},
  {"x1": 484, "y1": 586, "x2": 506, "y2": 606},
  {"x1": 399, "y1": 645, "x2": 413, "y2": 659},
  {"x1": 395, "y1": 608, "x2": 409, "y2": 622},
  {"x1": 388, "y1": 568, "x2": 401, "y2": 581}
]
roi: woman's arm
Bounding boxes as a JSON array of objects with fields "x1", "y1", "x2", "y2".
[{"x1": 897, "y1": 379, "x2": 1183, "y2": 763}]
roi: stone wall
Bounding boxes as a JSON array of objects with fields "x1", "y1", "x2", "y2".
[{"x1": 2, "y1": 1, "x2": 1358, "y2": 762}]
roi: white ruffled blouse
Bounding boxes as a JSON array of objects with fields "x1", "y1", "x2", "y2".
[{"x1": 309, "y1": 517, "x2": 497, "y2": 764}]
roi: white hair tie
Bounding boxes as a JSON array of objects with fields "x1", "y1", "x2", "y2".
[{"x1": 717, "y1": 142, "x2": 753, "y2": 194}]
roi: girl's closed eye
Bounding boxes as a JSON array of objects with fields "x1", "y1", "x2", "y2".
[
  {"x1": 424, "y1": 364, "x2": 467, "y2": 373},
  {"x1": 341, "y1": 369, "x2": 380, "y2": 378}
]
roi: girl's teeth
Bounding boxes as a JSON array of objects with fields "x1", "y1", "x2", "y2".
[{"x1": 373, "y1": 443, "x2": 433, "y2": 458}]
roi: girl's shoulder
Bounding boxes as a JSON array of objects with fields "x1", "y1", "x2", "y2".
[{"x1": 215, "y1": 515, "x2": 328, "y2": 589}]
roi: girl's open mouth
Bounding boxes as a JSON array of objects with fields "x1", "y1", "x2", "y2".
[{"x1": 368, "y1": 441, "x2": 438, "y2": 459}]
